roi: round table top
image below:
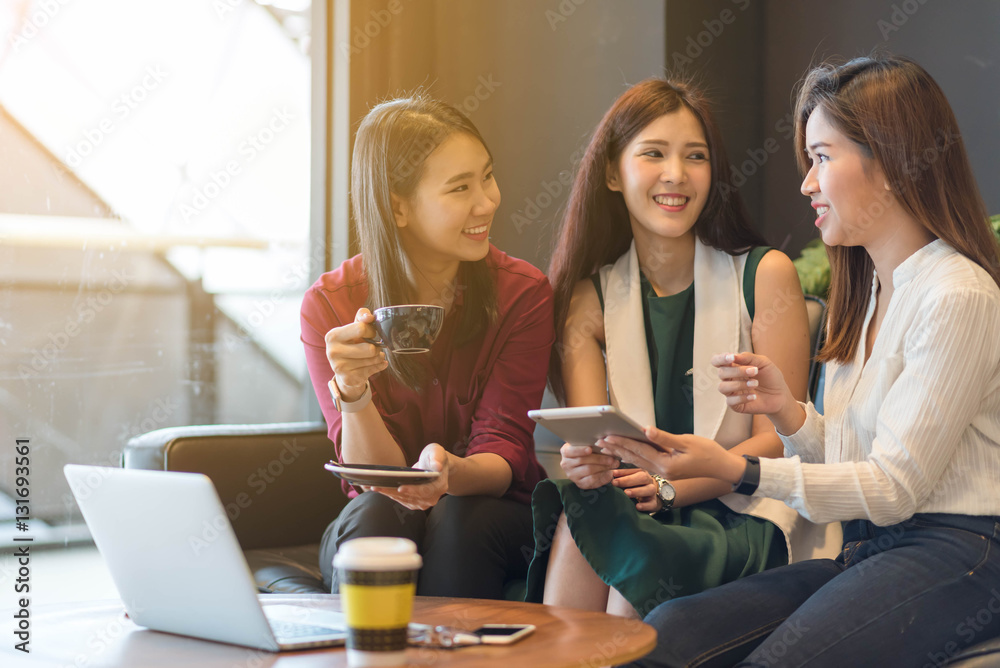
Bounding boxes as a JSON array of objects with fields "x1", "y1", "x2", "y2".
[{"x1": 0, "y1": 594, "x2": 656, "y2": 667}]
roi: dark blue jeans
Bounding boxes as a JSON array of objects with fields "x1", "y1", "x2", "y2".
[{"x1": 625, "y1": 514, "x2": 1000, "y2": 668}]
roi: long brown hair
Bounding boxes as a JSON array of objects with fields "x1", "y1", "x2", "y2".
[
  {"x1": 547, "y1": 77, "x2": 765, "y2": 402},
  {"x1": 351, "y1": 94, "x2": 498, "y2": 390},
  {"x1": 794, "y1": 55, "x2": 1000, "y2": 364}
]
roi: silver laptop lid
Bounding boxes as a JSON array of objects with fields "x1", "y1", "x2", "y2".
[{"x1": 64, "y1": 465, "x2": 280, "y2": 651}]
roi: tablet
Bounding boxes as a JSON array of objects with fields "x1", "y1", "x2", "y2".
[
  {"x1": 324, "y1": 463, "x2": 440, "y2": 487},
  {"x1": 528, "y1": 405, "x2": 656, "y2": 448}
]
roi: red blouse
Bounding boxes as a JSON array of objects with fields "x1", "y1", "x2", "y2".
[{"x1": 300, "y1": 246, "x2": 553, "y2": 504}]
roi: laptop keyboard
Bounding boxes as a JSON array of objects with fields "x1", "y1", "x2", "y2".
[{"x1": 273, "y1": 622, "x2": 344, "y2": 639}]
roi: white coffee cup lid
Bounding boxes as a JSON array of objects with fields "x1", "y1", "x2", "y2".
[{"x1": 333, "y1": 537, "x2": 422, "y2": 571}]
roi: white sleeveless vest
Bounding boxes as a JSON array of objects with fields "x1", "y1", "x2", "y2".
[{"x1": 599, "y1": 239, "x2": 841, "y2": 562}]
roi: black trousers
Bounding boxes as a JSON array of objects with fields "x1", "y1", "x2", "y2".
[{"x1": 319, "y1": 491, "x2": 534, "y2": 599}]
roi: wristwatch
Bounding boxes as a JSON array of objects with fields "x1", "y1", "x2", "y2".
[
  {"x1": 328, "y1": 378, "x2": 372, "y2": 413},
  {"x1": 650, "y1": 473, "x2": 676, "y2": 513},
  {"x1": 733, "y1": 455, "x2": 761, "y2": 495}
]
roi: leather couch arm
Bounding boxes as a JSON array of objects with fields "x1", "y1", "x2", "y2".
[
  {"x1": 946, "y1": 637, "x2": 1000, "y2": 667},
  {"x1": 124, "y1": 422, "x2": 348, "y2": 551}
]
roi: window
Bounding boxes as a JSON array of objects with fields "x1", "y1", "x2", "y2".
[{"x1": 0, "y1": 0, "x2": 315, "y2": 555}]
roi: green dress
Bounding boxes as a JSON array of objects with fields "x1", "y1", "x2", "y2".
[{"x1": 524, "y1": 248, "x2": 787, "y2": 616}]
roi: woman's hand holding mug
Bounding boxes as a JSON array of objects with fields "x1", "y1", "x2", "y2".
[{"x1": 325, "y1": 308, "x2": 390, "y2": 401}]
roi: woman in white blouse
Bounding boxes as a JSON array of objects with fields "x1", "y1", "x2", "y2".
[{"x1": 603, "y1": 55, "x2": 1000, "y2": 667}]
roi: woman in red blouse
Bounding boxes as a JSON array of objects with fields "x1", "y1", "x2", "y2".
[{"x1": 300, "y1": 95, "x2": 553, "y2": 598}]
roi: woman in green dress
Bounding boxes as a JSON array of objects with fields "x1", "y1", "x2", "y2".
[{"x1": 526, "y1": 78, "x2": 840, "y2": 617}]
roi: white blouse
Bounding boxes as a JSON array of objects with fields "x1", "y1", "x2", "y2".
[{"x1": 757, "y1": 240, "x2": 1000, "y2": 525}]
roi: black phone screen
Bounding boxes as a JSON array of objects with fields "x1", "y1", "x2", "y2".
[{"x1": 473, "y1": 626, "x2": 524, "y2": 636}]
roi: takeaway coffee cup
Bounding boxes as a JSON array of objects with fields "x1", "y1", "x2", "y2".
[
  {"x1": 363, "y1": 305, "x2": 445, "y2": 354},
  {"x1": 334, "y1": 537, "x2": 422, "y2": 667}
]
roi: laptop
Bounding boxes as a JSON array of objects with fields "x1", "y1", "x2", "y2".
[{"x1": 64, "y1": 465, "x2": 347, "y2": 651}]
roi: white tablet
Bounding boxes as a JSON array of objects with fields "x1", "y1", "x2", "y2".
[{"x1": 528, "y1": 405, "x2": 657, "y2": 448}]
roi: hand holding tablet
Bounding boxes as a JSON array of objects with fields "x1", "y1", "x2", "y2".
[{"x1": 528, "y1": 405, "x2": 657, "y2": 450}]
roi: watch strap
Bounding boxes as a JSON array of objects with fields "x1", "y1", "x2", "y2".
[
  {"x1": 733, "y1": 455, "x2": 761, "y2": 495},
  {"x1": 329, "y1": 379, "x2": 372, "y2": 413}
]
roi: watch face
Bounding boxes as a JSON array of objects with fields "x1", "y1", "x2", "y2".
[{"x1": 659, "y1": 481, "x2": 676, "y2": 503}]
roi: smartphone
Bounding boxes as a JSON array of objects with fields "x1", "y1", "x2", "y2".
[
  {"x1": 528, "y1": 405, "x2": 657, "y2": 449},
  {"x1": 470, "y1": 624, "x2": 535, "y2": 645}
]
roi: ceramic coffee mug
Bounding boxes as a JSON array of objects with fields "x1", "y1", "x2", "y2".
[{"x1": 363, "y1": 305, "x2": 445, "y2": 354}]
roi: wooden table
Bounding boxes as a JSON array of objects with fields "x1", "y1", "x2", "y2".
[{"x1": 0, "y1": 595, "x2": 656, "y2": 667}]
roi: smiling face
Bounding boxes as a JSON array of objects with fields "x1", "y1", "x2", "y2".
[
  {"x1": 801, "y1": 106, "x2": 893, "y2": 248},
  {"x1": 394, "y1": 131, "x2": 500, "y2": 267},
  {"x1": 607, "y1": 107, "x2": 712, "y2": 245}
]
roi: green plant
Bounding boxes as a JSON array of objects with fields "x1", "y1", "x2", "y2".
[
  {"x1": 794, "y1": 214, "x2": 1000, "y2": 299},
  {"x1": 793, "y1": 238, "x2": 832, "y2": 299}
]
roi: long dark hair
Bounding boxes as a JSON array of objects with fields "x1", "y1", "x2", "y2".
[
  {"x1": 793, "y1": 55, "x2": 1000, "y2": 364},
  {"x1": 351, "y1": 94, "x2": 498, "y2": 390},
  {"x1": 547, "y1": 77, "x2": 765, "y2": 402}
]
